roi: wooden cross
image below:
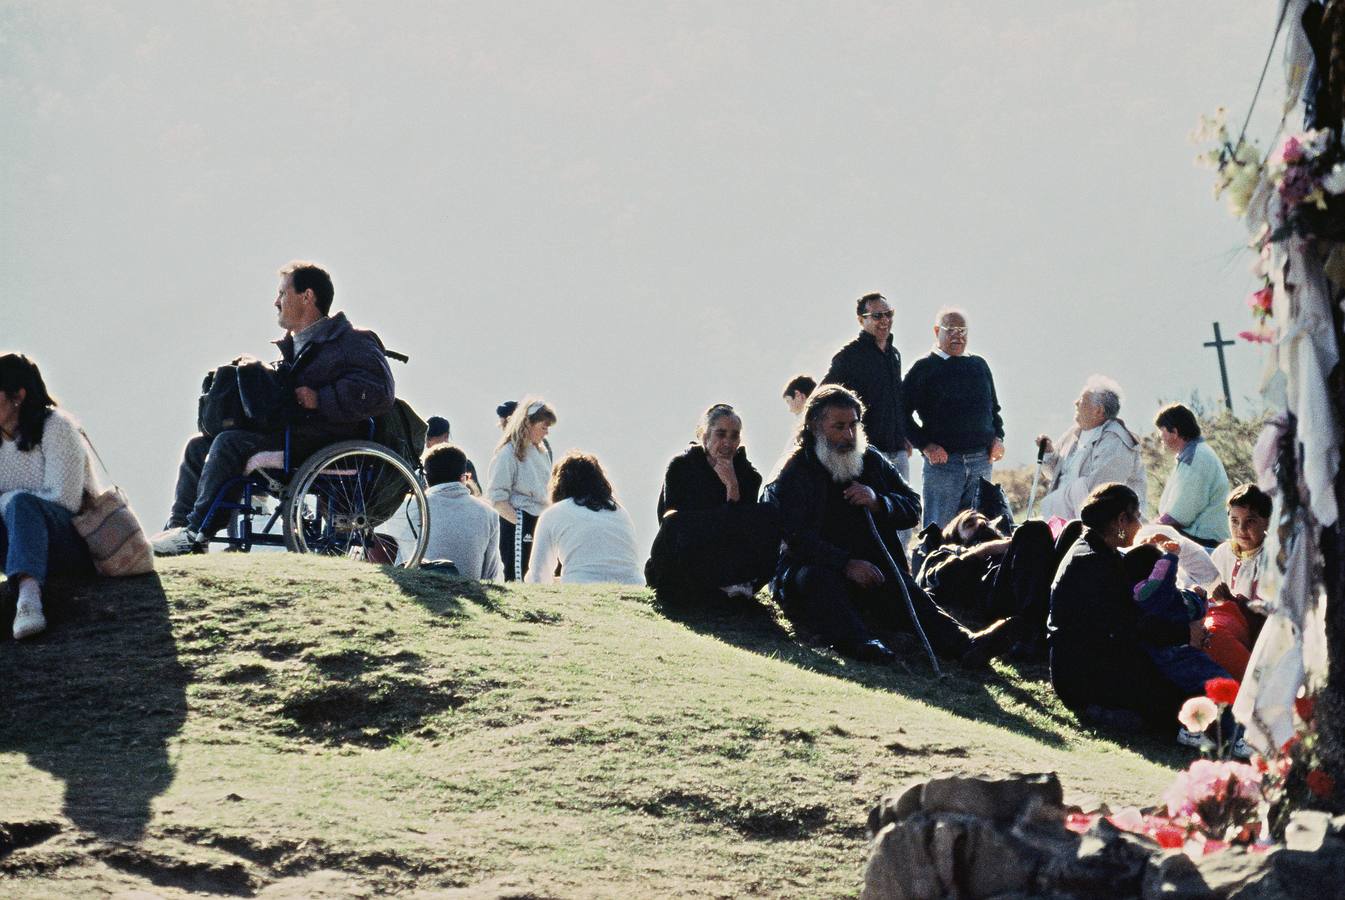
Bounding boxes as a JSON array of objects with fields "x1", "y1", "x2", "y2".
[{"x1": 1203, "y1": 321, "x2": 1235, "y2": 413}]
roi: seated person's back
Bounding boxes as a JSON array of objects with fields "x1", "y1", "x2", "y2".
[
  {"x1": 526, "y1": 451, "x2": 643, "y2": 585},
  {"x1": 389, "y1": 444, "x2": 501, "y2": 578}
]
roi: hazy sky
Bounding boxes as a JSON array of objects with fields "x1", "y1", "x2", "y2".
[{"x1": 2, "y1": 2, "x2": 1281, "y2": 553}]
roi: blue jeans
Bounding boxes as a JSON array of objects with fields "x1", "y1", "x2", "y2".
[
  {"x1": 921, "y1": 450, "x2": 992, "y2": 528},
  {"x1": 1, "y1": 491, "x2": 92, "y2": 586}
]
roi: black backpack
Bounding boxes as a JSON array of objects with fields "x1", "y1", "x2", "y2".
[{"x1": 197, "y1": 356, "x2": 291, "y2": 437}]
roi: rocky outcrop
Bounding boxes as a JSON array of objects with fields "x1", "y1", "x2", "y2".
[{"x1": 862, "y1": 774, "x2": 1345, "y2": 899}]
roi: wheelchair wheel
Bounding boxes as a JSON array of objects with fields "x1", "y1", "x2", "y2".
[{"x1": 282, "y1": 440, "x2": 430, "y2": 567}]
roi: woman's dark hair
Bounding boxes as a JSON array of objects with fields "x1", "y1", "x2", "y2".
[
  {"x1": 0, "y1": 353, "x2": 57, "y2": 451},
  {"x1": 550, "y1": 451, "x2": 618, "y2": 512},
  {"x1": 1227, "y1": 482, "x2": 1272, "y2": 519},
  {"x1": 1079, "y1": 482, "x2": 1140, "y2": 532},
  {"x1": 1154, "y1": 403, "x2": 1201, "y2": 441}
]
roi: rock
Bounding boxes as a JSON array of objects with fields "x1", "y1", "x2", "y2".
[
  {"x1": 1142, "y1": 846, "x2": 1274, "y2": 898},
  {"x1": 867, "y1": 773, "x2": 1064, "y2": 835},
  {"x1": 861, "y1": 815, "x2": 1040, "y2": 900}
]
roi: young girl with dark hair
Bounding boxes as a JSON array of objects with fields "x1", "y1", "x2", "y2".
[{"x1": 0, "y1": 353, "x2": 96, "y2": 639}]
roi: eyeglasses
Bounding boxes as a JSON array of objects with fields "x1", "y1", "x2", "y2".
[
  {"x1": 938, "y1": 326, "x2": 968, "y2": 337},
  {"x1": 863, "y1": 311, "x2": 894, "y2": 321}
]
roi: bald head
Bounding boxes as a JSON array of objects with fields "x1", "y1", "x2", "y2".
[{"x1": 934, "y1": 308, "x2": 968, "y2": 356}]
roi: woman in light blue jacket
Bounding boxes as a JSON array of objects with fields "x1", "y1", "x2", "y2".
[{"x1": 1154, "y1": 403, "x2": 1230, "y2": 547}]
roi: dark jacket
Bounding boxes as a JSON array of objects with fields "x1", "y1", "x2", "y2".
[
  {"x1": 902, "y1": 352, "x2": 1004, "y2": 453},
  {"x1": 274, "y1": 312, "x2": 396, "y2": 430},
  {"x1": 764, "y1": 443, "x2": 921, "y2": 576},
  {"x1": 821, "y1": 331, "x2": 909, "y2": 453},
  {"x1": 1049, "y1": 530, "x2": 1188, "y2": 678},
  {"x1": 657, "y1": 444, "x2": 763, "y2": 522}
]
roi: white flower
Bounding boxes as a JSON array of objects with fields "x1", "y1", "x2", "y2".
[
  {"x1": 1321, "y1": 162, "x2": 1345, "y2": 195},
  {"x1": 1178, "y1": 696, "x2": 1219, "y2": 733},
  {"x1": 1301, "y1": 128, "x2": 1333, "y2": 158}
]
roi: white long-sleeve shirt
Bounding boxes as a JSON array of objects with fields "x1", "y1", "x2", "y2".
[
  {"x1": 524, "y1": 499, "x2": 644, "y2": 585},
  {"x1": 0, "y1": 407, "x2": 96, "y2": 514},
  {"x1": 485, "y1": 443, "x2": 552, "y2": 517},
  {"x1": 385, "y1": 481, "x2": 502, "y2": 579}
]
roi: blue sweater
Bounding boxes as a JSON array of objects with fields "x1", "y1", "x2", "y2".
[{"x1": 903, "y1": 352, "x2": 1004, "y2": 454}]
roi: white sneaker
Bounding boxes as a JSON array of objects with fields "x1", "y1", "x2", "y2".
[
  {"x1": 150, "y1": 526, "x2": 204, "y2": 556},
  {"x1": 12, "y1": 600, "x2": 46, "y2": 640}
]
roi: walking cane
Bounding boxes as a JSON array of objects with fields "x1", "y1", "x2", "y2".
[
  {"x1": 863, "y1": 507, "x2": 942, "y2": 677},
  {"x1": 1025, "y1": 441, "x2": 1048, "y2": 519}
]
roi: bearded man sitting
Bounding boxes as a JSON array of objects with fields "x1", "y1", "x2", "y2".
[{"x1": 764, "y1": 385, "x2": 1011, "y2": 666}]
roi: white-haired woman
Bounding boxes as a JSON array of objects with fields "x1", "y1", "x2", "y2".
[
  {"x1": 485, "y1": 398, "x2": 556, "y2": 581},
  {"x1": 1036, "y1": 376, "x2": 1147, "y2": 521}
]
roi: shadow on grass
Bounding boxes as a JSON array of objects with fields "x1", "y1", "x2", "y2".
[
  {"x1": 654, "y1": 593, "x2": 1190, "y2": 767},
  {"x1": 380, "y1": 566, "x2": 508, "y2": 617},
  {"x1": 1, "y1": 573, "x2": 187, "y2": 841}
]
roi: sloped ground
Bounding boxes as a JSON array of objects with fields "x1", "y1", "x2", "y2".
[{"x1": 0, "y1": 556, "x2": 1186, "y2": 898}]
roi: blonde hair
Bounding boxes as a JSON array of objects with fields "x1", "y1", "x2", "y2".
[{"x1": 496, "y1": 397, "x2": 557, "y2": 460}]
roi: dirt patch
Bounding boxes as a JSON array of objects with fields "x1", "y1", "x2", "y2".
[
  {"x1": 276, "y1": 675, "x2": 466, "y2": 747},
  {"x1": 0, "y1": 820, "x2": 61, "y2": 856},
  {"x1": 625, "y1": 787, "x2": 831, "y2": 840},
  {"x1": 95, "y1": 844, "x2": 258, "y2": 895}
]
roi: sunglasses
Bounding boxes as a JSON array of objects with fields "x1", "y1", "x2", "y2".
[{"x1": 863, "y1": 311, "x2": 895, "y2": 321}]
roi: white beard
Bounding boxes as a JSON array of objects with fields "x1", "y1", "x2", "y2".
[{"x1": 815, "y1": 429, "x2": 868, "y2": 483}]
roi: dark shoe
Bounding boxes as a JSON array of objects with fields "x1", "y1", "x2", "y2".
[
  {"x1": 960, "y1": 617, "x2": 1017, "y2": 669},
  {"x1": 838, "y1": 638, "x2": 897, "y2": 664},
  {"x1": 1082, "y1": 704, "x2": 1145, "y2": 732},
  {"x1": 1008, "y1": 635, "x2": 1048, "y2": 663}
]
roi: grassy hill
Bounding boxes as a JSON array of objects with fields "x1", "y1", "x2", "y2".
[{"x1": 0, "y1": 556, "x2": 1188, "y2": 898}]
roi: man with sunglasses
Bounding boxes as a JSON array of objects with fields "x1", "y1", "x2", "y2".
[
  {"x1": 902, "y1": 307, "x2": 1005, "y2": 529},
  {"x1": 821, "y1": 292, "x2": 914, "y2": 482}
]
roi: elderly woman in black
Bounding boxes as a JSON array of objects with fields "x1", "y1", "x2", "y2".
[
  {"x1": 646, "y1": 403, "x2": 778, "y2": 605},
  {"x1": 1048, "y1": 482, "x2": 1209, "y2": 732}
]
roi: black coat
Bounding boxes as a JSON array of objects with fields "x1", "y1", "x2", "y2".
[
  {"x1": 764, "y1": 443, "x2": 920, "y2": 576},
  {"x1": 821, "y1": 331, "x2": 909, "y2": 454},
  {"x1": 1048, "y1": 528, "x2": 1189, "y2": 710},
  {"x1": 656, "y1": 444, "x2": 762, "y2": 523},
  {"x1": 274, "y1": 312, "x2": 396, "y2": 428}
]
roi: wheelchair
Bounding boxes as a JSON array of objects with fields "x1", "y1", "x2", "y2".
[{"x1": 198, "y1": 422, "x2": 430, "y2": 568}]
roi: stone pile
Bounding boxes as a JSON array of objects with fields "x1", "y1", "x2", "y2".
[{"x1": 861, "y1": 773, "x2": 1345, "y2": 899}]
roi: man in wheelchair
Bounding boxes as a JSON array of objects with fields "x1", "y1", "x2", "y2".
[{"x1": 151, "y1": 261, "x2": 396, "y2": 556}]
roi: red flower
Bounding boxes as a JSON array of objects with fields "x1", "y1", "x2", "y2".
[
  {"x1": 1307, "y1": 770, "x2": 1336, "y2": 798},
  {"x1": 1205, "y1": 678, "x2": 1240, "y2": 706},
  {"x1": 1281, "y1": 735, "x2": 1301, "y2": 755},
  {"x1": 1154, "y1": 825, "x2": 1187, "y2": 848},
  {"x1": 1295, "y1": 695, "x2": 1316, "y2": 723},
  {"x1": 1247, "y1": 286, "x2": 1274, "y2": 313},
  {"x1": 1254, "y1": 755, "x2": 1269, "y2": 774}
]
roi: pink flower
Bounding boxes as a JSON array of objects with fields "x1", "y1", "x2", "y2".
[
  {"x1": 1205, "y1": 678, "x2": 1240, "y2": 706},
  {"x1": 1238, "y1": 328, "x2": 1275, "y2": 344},
  {"x1": 1179, "y1": 696, "x2": 1219, "y2": 733},
  {"x1": 1247, "y1": 286, "x2": 1274, "y2": 314},
  {"x1": 1277, "y1": 135, "x2": 1304, "y2": 165},
  {"x1": 1278, "y1": 166, "x2": 1316, "y2": 207}
]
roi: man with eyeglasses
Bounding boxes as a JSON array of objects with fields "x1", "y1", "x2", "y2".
[
  {"x1": 821, "y1": 292, "x2": 914, "y2": 482},
  {"x1": 903, "y1": 307, "x2": 1005, "y2": 529}
]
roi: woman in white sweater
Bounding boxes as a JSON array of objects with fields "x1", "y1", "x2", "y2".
[
  {"x1": 526, "y1": 451, "x2": 643, "y2": 585},
  {"x1": 0, "y1": 354, "x2": 96, "y2": 639},
  {"x1": 486, "y1": 398, "x2": 557, "y2": 581}
]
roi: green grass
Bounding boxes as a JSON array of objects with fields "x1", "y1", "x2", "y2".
[{"x1": 0, "y1": 555, "x2": 1187, "y2": 897}]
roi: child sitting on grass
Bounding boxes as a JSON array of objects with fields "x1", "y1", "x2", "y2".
[
  {"x1": 1124, "y1": 544, "x2": 1231, "y2": 690},
  {"x1": 1203, "y1": 483, "x2": 1271, "y2": 681}
]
